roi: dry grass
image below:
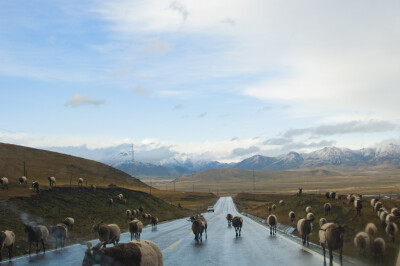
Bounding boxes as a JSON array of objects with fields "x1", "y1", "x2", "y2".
[{"x1": 235, "y1": 192, "x2": 400, "y2": 266}]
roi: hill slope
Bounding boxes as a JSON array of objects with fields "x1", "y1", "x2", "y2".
[{"x1": 0, "y1": 142, "x2": 147, "y2": 198}]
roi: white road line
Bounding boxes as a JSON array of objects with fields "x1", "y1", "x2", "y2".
[{"x1": 244, "y1": 214, "x2": 340, "y2": 266}]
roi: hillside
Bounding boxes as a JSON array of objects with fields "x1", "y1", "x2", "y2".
[
  {"x1": 0, "y1": 142, "x2": 147, "y2": 199},
  {"x1": 0, "y1": 187, "x2": 194, "y2": 258}
]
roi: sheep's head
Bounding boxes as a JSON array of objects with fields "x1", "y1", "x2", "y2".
[
  {"x1": 91, "y1": 221, "x2": 103, "y2": 233},
  {"x1": 82, "y1": 242, "x2": 105, "y2": 266}
]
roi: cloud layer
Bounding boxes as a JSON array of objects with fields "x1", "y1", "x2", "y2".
[{"x1": 65, "y1": 94, "x2": 105, "y2": 108}]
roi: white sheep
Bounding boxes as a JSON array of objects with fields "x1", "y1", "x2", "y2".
[
  {"x1": 279, "y1": 200, "x2": 284, "y2": 206},
  {"x1": 128, "y1": 219, "x2": 143, "y2": 240},
  {"x1": 319, "y1": 218, "x2": 327, "y2": 228},
  {"x1": 297, "y1": 218, "x2": 312, "y2": 246},
  {"x1": 374, "y1": 201, "x2": 383, "y2": 212},
  {"x1": 306, "y1": 206, "x2": 312, "y2": 213},
  {"x1": 78, "y1": 178, "x2": 84, "y2": 186},
  {"x1": 83, "y1": 240, "x2": 163, "y2": 266},
  {"x1": 0, "y1": 230, "x2": 15, "y2": 261},
  {"x1": 63, "y1": 217, "x2": 75, "y2": 230},
  {"x1": 288, "y1": 211, "x2": 295, "y2": 223},
  {"x1": 354, "y1": 198, "x2": 362, "y2": 216},
  {"x1": 19, "y1": 176, "x2": 27, "y2": 185},
  {"x1": 48, "y1": 176, "x2": 56, "y2": 188},
  {"x1": 0, "y1": 177, "x2": 9, "y2": 189},
  {"x1": 306, "y1": 212, "x2": 315, "y2": 223},
  {"x1": 385, "y1": 223, "x2": 398, "y2": 243},
  {"x1": 365, "y1": 223, "x2": 378, "y2": 240},
  {"x1": 386, "y1": 213, "x2": 396, "y2": 224},
  {"x1": 319, "y1": 223, "x2": 345, "y2": 265}
]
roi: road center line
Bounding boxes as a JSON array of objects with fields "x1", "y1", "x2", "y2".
[{"x1": 166, "y1": 240, "x2": 181, "y2": 250}]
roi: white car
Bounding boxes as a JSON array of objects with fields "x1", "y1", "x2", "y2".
[{"x1": 207, "y1": 206, "x2": 215, "y2": 212}]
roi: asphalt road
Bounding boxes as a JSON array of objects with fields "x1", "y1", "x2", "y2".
[{"x1": 1, "y1": 197, "x2": 340, "y2": 266}]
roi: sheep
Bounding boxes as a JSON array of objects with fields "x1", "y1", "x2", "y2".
[
  {"x1": 347, "y1": 194, "x2": 355, "y2": 204},
  {"x1": 267, "y1": 215, "x2": 277, "y2": 236},
  {"x1": 48, "y1": 176, "x2": 56, "y2": 188},
  {"x1": 297, "y1": 218, "x2": 312, "y2": 246},
  {"x1": 78, "y1": 178, "x2": 84, "y2": 187},
  {"x1": 329, "y1": 191, "x2": 336, "y2": 201},
  {"x1": 116, "y1": 194, "x2": 123, "y2": 201},
  {"x1": 63, "y1": 217, "x2": 75, "y2": 230},
  {"x1": 319, "y1": 223, "x2": 345, "y2": 265},
  {"x1": 24, "y1": 223, "x2": 49, "y2": 254},
  {"x1": 371, "y1": 198, "x2": 378, "y2": 211},
  {"x1": 139, "y1": 206, "x2": 144, "y2": 213},
  {"x1": 83, "y1": 240, "x2": 163, "y2": 266},
  {"x1": 379, "y1": 211, "x2": 389, "y2": 229},
  {"x1": 90, "y1": 184, "x2": 96, "y2": 191},
  {"x1": 0, "y1": 230, "x2": 15, "y2": 261},
  {"x1": 385, "y1": 223, "x2": 398, "y2": 243},
  {"x1": 122, "y1": 199, "x2": 127, "y2": 205},
  {"x1": 391, "y1": 207, "x2": 400, "y2": 223},
  {"x1": 19, "y1": 176, "x2": 27, "y2": 185},
  {"x1": 306, "y1": 206, "x2": 312, "y2": 213},
  {"x1": 32, "y1": 181, "x2": 39, "y2": 193},
  {"x1": 272, "y1": 204, "x2": 277, "y2": 211},
  {"x1": 232, "y1": 216, "x2": 243, "y2": 237},
  {"x1": 226, "y1": 213, "x2": 233, "y2": 226},
  {"x1": 298, "y1": 188, "x2": 302, "y2": 196},
  {"x1": 335, "y1": 194, "x2": 342, "y2": 201},
  {"x1": 353, "y1": 231, "x2": 370, "y2": 255},
  {"x1": 191, "y1": 215, "x2": 208, "y2": 239},
  {"x1": 279, "y1": 200, "x2": 284, "y2": 206},
  {"x1": 319, "y1": 218, "x2": 327, "y2": 228},
  {"x1": 191, "y1": 217, "x2": 206, "y2": 242},
  {"x1": 107, "y1": 198, "x2": 113, "y2": 207},
  {"x1": 354, "y1": 198, "x2": 362, "y2": 216},
  {"x1": 128, "y1": 219, "x2": 143, "y2": 240},
  {"x1": 50, "y1": 224, "x2": 67, "y2": 249},
  {"x1": 151, "y1": 216, "x2": 159, "y2": 228},
  {"x1": 289, "y1": 211, "x2": 295, "y2": 223},
  {"x1": 0, "y1": 177, "x2": 8, "y2": 189},
  {"x1": 306, "y1": 212, "x2": 315, "y2": 223},
  {"x1": 365, "y1": 223, "x2": 378, "y2": 240},
  {"x1": 324, "y1": 203, "x2": 332, "y2": 215},
  {"x1": 91, "y1": 222, "x2": 120, "y2": 248},
  {"x1": 374, "y1": 201, "x2": 383, "y2": 212},
  {"x1": 268, "y1": 206, "x2": 272, "y2": 213},
  {"x1": 325, "y1": 192, "x2": 330, "y2": 200},
  {"x1": 371, "y1": 237, "x2": 385, "y2": 263},
  {"x1": 126, "y1": 210, "x2": 132, "y2": 218},
  {"x1": 131, "y1": 210, "x2": 137, "y2": 217},
  {"x1": 386, "y1": 213, "x2": 396, "y2": 224},
  {"x1": 377, "y1": 207, "x2": 387, "y2": 218}
]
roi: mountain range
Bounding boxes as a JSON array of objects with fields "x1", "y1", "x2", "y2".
[{"x1": 45, "y1": 143, "x2": 400, "y2": 178}]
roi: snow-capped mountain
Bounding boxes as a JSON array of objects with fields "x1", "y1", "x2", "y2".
[{"x1": 45, "y1": 143, "x2": 400, "y2": 177}]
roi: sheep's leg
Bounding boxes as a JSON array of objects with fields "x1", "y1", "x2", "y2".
[
  {"x1": 329, "y1": 249, "x2": 333, "y2": 266},
  {"x1": 205, "y1": 228, "x2": 207, "y2": 239},
  {"x1": 42, "y1": 240, "x2": 45, "y2": 253},
  {"x1": 36, "y1": 242, "x2": 39, "y2": 254},
  {"x1": 322, "y1": 246, "x2": 326, "y2": 264},
  {"x1": 8, "y1": 244, "x2": 13, "y2": 260},
  {"x1": 339, "y1": 247, "x2": 343, "y2": 264}
]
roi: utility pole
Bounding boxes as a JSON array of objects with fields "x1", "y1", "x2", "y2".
[
  {"x1": 150, "y1": 180, "x2": 152, "y2": 195},
  {"x1": 193, "y1": 183, "x2": 194, "y2": 192},
  {"x1": 131, "y1": 144, "x2": 135, "y2": 178},
  {"x1": 174, "y1": 180, "x2": 176, "y2": 192},
  {"x1": 253, "y1": 169, "x2": 255, "y2": 193}
]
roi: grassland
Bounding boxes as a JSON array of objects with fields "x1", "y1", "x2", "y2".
[
  {"x1": 234, "y1": 192, "x2": 400, "y2": 266},
  {"x1": 0, "y1": 186, "x2": 217, "y2": 259},
  {"x1": 169, "y1": 167, "x2": 400, "y2": 194}
]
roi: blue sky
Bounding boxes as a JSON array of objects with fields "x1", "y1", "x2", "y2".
[{"x1": 1, "y1": 0, "x2": 400, "y2": 162}]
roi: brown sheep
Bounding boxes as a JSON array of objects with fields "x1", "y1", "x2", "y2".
[
  {"x1": 329, "y1": 192, "x2": 336, "y2": 201},
  {"x1": 232, "y1": 216, "x2": 243, "y2": 237},
  {"x1": 191, "y1": 218, "x2": 205, "y2": 242},
  {"x1": 126, "y1": 210, "x2": 132, "y2": 219},
  {"x1": 353, "y1": 231, "x2": 370, "y2": 255},
  {"x1": 319, "y1": 218, "x2": 327, "y2": 228},
  {"x1": 190, "y1": 215, "x2": 207, "y2": 239},
  {"x1": 267, "y1": 215, "x2": 277, "y2": 236},
  {"x1": 226, "y1": 213, "x2": 233, "y2": 226},
  {"x1": 151, "y1": 216, "x2": 159, "y2": 228},
  {"x1": 0, "y1": 230, "x2": 15, "y2": 261},
  {"x1": 24, "y1": 224, "x2": 49, "y2": 254},
  {"x1": 288, "y1": 211, "x2": 295, "y2": 223},
  {"x1": 306, "y1": 213, "x2": 315, "y2": 223},
  {"x1": 82, "y1": 240, "x2": 163, "y2": 266},
  {"x1": 371, "y1": 237, "x2": 385, "y2": 263},
  {"x1": 63, "y1": 217, "x2": 75, "y2": 230},
  {"x1": 365, "y1": 223, "x2": 378, "y2": 240},
  {"x1": 91, "y1": 222, "x2": 120, "y2": 248},
  {"x1": 319, "y1": 223, "x2": 345, "y2": 265},
  {"x1": 297, "y1": 218, "x2": 312, "y2": 246},
  {"x1": 128, "y1": 219, "x2": 143, "y2": 240},
  {"x1": 324, "y1": 203, "x2": 332, "y2": 215},
  {"x1": 50, "y1": 224, "x2": 67, "y2": 249},
  {"x1": 385, "y1": 223, "x2": 398, "y2": 243}
]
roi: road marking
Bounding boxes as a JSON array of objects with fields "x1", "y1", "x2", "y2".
[
  {"x1": 247, "y1": 217, "x2": 340, "y2": 266},
  {"x1": 166, "y1": 240, "x2": 181, "y2": 250}
]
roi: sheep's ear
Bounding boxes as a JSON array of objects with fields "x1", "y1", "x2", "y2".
[{"x1": 86, "y1": 242, "x2": 92, "y2": 249}]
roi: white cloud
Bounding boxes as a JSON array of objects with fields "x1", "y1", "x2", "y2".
[
  {"x1": 132, "y1": 85, "x2": 150, "y2": 95},
  {"x1": 173, "y1": 104, "x2": 184, "y2": 110},
  {"x1": 145, "y1": 38, "x2": 170, "y2": 54},
  {"x1": 65, "y1": 94, "x2": 105, "y2": 107}
]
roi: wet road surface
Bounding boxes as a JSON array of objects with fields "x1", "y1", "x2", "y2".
[{"x1": 1, "y1": 197, "x2": 339, "y2": 266}]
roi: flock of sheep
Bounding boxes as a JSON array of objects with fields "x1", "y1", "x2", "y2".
[{"x1": 261, "y1": 190, "x2": 399, "y2": 265}]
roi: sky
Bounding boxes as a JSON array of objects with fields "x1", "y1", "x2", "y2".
[{"x1": 0, "y1": 0, "x2": 400, "y2": 163}]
